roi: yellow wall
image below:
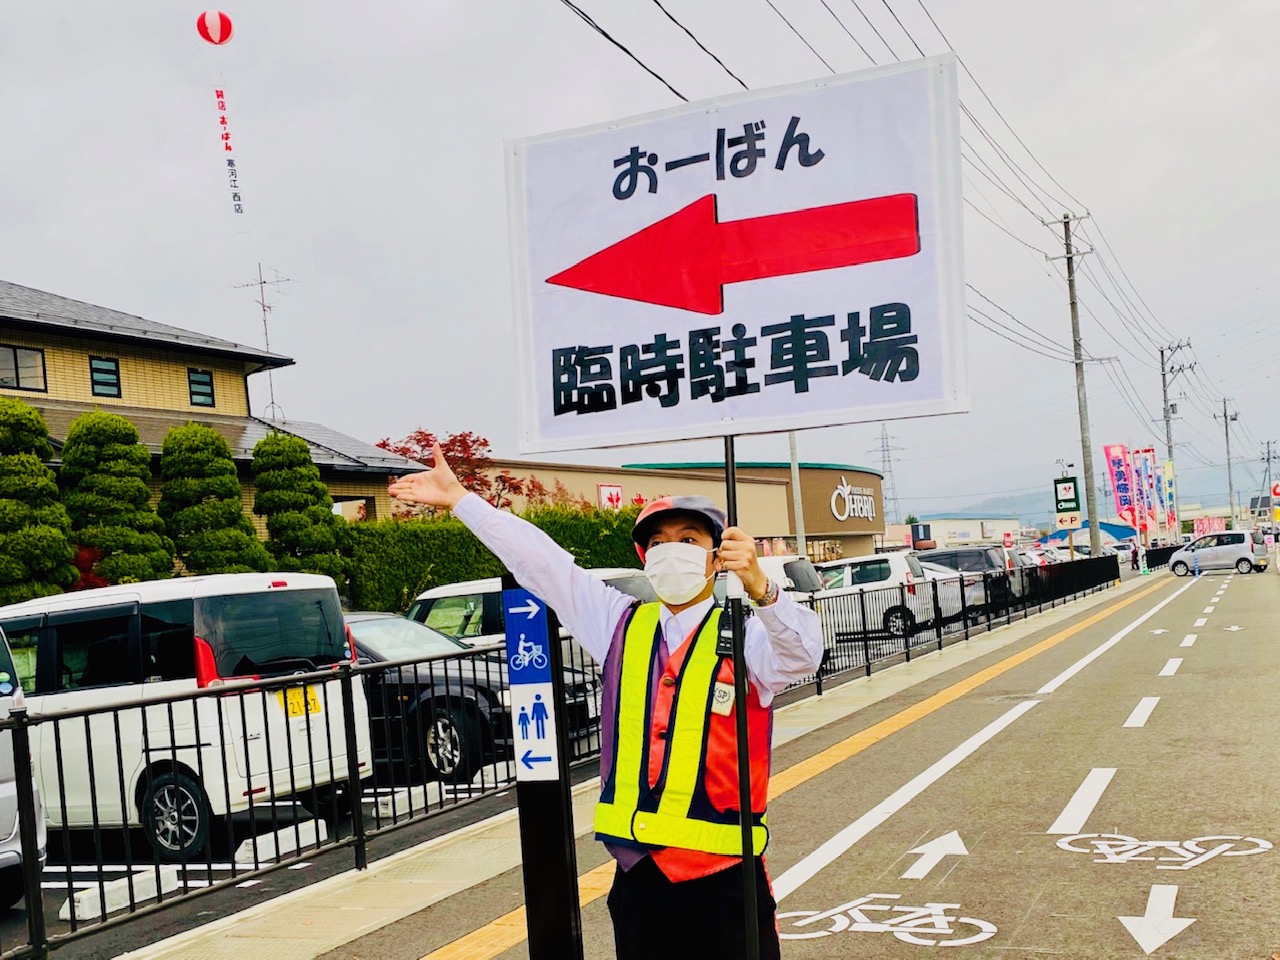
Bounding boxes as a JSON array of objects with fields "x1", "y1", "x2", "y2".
[{"x1": 0, "y1": 326, "x2": 251, "y2": 416}]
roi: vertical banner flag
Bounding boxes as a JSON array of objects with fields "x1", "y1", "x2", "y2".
[
  {"x1": 1131, "y1": 451, "x2": 1149, "y2": 532},
  {"x1": 1138, "y1": 448, "x2": 1159, "y2": 532},
  {"x1": 1163, "y1": 460, "x2": 1177, "y2": 532},
  {"x1": 506, "y1": 55, "x2": 966, "y2": 453},
  {"x1": 214, "y1": 88, "x2": 244, "y2": 214},
  {"x1": 1104, "y1": 444, "x2": 1135, "y2": 529}
]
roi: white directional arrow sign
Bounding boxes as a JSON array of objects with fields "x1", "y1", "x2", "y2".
[
  {"x1": 901, "y1": 831, "x2": 968, "y2": 879},
  {"x1": 1224, "y1": 625, "x2": 1243, "y2": 632},
  {"x1": 1119, "y1": 884, "x2": 1196, "y2": 955},
  {"x1": 506, "y1": 599, "x2": 541, "y2": 619},
  {"x1": 1149, "y1": 629, "x2": 1168, "y2": 635}
]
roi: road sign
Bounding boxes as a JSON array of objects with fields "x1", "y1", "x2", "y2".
[
  {"x1": 503, "y1": 588, "x2": 558, "y2": 782},
  {"x1": 500, "y1": 578, "x2": 584, "y2": 959},
  {"x1": 507, "y1": 55, "x2": 966, "y2": 453},
  {"x1": 1053, "y1": 475, "x2": 1080, "y2": 530}
]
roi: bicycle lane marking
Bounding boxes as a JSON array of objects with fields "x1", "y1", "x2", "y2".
[
  {"x1": 419, "y1": 576, "x2": 1177, "y2": 960},
  {"x1": 773, "y1": 576, "x2": 1198, "y2": 902}
]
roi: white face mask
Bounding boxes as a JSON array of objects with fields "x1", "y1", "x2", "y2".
[{"x1": 644, "y1": 541, "x2": 714, "y2": 605}]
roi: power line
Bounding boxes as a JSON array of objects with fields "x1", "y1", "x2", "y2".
[
  {"x1": 845, "y1": 0, "x2": 899, "y2": 58},
  {"x1": 648, "y1": 0, "x2": 748, "y2": 89},
  {"x1": 557, "y1": 0, "x2": 687, "y2": 101},
  {"x1": 816, "y1": 0, "x2": 877, "y2": 63},
  {"x1": 761, "y1": 0, "x2": 835, "y2": 71},
  {"x1": 967, "y1": 284, "x2": 1072, "y2": 353}
]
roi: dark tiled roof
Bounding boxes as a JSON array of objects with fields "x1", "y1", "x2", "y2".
[
  {"x1": 0, "y1": 279, "x2": 293, "y2": 368},
  {"x1": 31, "y1": 400, "x2": 418, "y2": 475}
]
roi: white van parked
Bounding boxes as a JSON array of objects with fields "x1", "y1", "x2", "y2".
[{"x1": 0, "y1": 573, "x2": 372, "y2": 862}]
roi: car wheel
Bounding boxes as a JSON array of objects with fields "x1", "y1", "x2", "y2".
[
  {"x1": 1235, "y1": 558, "x2": 1252, "y2": 574},
  {"x1": 422, "y1": 701, "x2": 484, "y2": 783},
  {"x1": 884, "y1": 607, "x2": 916, "y2": 640},
  {"x1": 0, "y1": 866, "x2": 24, "y2": 912},
  {"x1": 1171, "y1": 561, "x2": 1188, "y2": 577},
  {"x1": 142, "y1": 771, "x2": 211, "y2": 862}
]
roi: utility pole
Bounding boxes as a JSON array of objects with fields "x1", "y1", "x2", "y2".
[
  {"x1": 1160, "y1": 342, "x2": 1192, "y2": 536},
  {"x1": 1260, "y1": 441, "x2": 1275, "y2": 527},
  {"x1": 1220, "y1": 398, "x2": 1237, "y2": 528},
  {"x1": 788, "y1": 432, "x2": 807, "y2": 558},
  {"x1": 1059, "y1": 214, "x2": 1101, "y2": 555}
]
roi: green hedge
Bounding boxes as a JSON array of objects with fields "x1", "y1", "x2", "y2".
[{"x1": 347, "y1": 503, "x2": 642, "y2": 612}]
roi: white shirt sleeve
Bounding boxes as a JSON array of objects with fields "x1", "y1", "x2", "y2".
[
  {"x1": 743, "y1": 589, "x2": 825, "y2": 705},
  {"x1": 451, "y1": 494, "x2": 634, "y2": 665}
]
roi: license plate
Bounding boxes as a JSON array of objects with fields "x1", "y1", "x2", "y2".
[{"x1": 278, "y1": 686, "x2": 322, "y2": 718}]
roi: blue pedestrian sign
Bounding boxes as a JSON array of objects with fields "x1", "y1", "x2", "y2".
[{"x1": 502, "y1": 586, "x2": 561, "y2": 782}]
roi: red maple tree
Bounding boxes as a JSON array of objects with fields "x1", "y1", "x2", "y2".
[{"x1": 377, "y1": 429, "x2": 542, "y2": 512}]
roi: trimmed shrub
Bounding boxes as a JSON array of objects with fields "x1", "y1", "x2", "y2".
[
  {"x1": 347, "y1": 504, "x2": 642, "y2": 612},
  {"x1": 61, "y1": 411, "x2": 174, "y2": 586},
  {"x1": 158, "y1": 423, "x2": 272, "y2": 575},
  {"x1": 0, "y1": 399, "x2": 76, "y2": 604},
  {"x1": 251, "y1": 432, "x2": 351, "y2": 593}
]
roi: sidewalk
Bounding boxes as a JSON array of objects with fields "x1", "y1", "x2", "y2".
[{"x1": 117, "y1": 576, "x2": 1155, "y2": 960}]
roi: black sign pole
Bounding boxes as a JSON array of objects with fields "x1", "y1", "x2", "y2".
[
  {"x1": 722, "y1": 435, "x2": 762, "y2": 960},
  {"x1": 502, "y1": 573, "x2": 585, "y2": 960}
]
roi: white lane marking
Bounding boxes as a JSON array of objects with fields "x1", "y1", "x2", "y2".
[
  {"x1": 1180, "y1": 634, "x2": 1197, "y2": 648},
  {"x1": 1124, "y1": 697, "x2": 1161, "y2": 728},
  {"x1": 1037, "y1": 579, "x2": 1197, "y2": 694},
  {"x1": 1202, "y1": 606, "x2": 1215, "y2": 613},
  {"x1": 772, "y1": 700, "x2": 1039, "y2": 901},
  {"x1": 1194, "y1": 618, "x2": 1207, "y2": 627},
  {"x1": 1159, "y1": 658, "x2": 1183, "y2": 677},
  {"x1": 1118, "y1": 884, "x2": 1196, "y2": 954},
  {"x1": 1047, "y1": 767, "x2": 1117, "y2": 834},
  {"x1": 236, "y1": 879, "x2": 263, "y2": 888}
]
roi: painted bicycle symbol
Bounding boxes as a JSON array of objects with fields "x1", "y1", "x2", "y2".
[
  {"x1": 1056, "y1": 833, "x2": 1272, "y2": 870},
  {"x1": 511, "y1": 634, "x2": 548, "y2": 671},
  {"x1": 778, "y1": 894, "x2": 997, "y2": 946}
]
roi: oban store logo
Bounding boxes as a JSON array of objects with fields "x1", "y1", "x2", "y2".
[{"x1": 831, "y1": 476, "x2": 878, "y2": 522}]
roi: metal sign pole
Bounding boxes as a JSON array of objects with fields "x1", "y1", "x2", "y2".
[
  {"x1": 501, "y1": 574, "x2": 584, "y2": 960},
  {"x1": 721, "y1": 435, "x2": 761, "y2": 960}
]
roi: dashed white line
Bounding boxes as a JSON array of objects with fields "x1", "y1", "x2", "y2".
[
  {"x1": 1180, "y1": 634, "x2": 1197, "y2": 648},
  {"x1": 1047, "y1": 767, "x2": 1117, "y2": 834},
  {"x1": 772, "y1": 700, "x2": 1040, "y2": 901},
  {"x1": 1036, "y1": 579, "x2": 1197, "y2": 694},
  {"x1": 1203, "y1": 606, "x2": 1215, "y2": 613},
  {"x1": 1194, "y1": 618, "x2": 1208, "y2": 627},
  {"x1": 1159, "y1": 658, "x2": 1183, "y2": 677},
  {"x1": 1124, "y1": 697, "x2": 1161, "y2": 728}
]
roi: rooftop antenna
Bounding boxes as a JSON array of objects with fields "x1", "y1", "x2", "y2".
[{"x1": 234, "y1": 262, "x2": 294, "y2": 420}]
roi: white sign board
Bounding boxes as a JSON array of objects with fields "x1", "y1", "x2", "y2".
[{"x1": 507, "y1": 55, "x2": 966, "y2": 453}]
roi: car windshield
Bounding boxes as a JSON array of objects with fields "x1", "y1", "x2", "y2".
[
  {"x1": 196, "y1": 588, "x2": 347, "y2": 678},
  {"x1": 348, "y1": 617, "x2": 468, "y2": 662}
]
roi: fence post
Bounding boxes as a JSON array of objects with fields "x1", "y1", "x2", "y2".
[
  {"x1": 900, "y1": 584, "x2": 911, "y2": 662},
  {"x1": 862, "y1": 637, "x2": 871, "y2": 677},
  {"x1": 961, "y1": 577, "x2": 970, "y2": 642},
  {"x1": 983, "y1": 574, "x2": 992, "y2": 630},
  {"x1": 9, "y1": 704, "x2": 46, "y2": 957},
  {"x1": 932, "y1": 580, "x2": 944, "y2": 651},
  {"x1": 338, "y1": 664, "x2": 368, "y2": 871}
]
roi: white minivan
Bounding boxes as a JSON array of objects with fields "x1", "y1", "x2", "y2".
[{"x1": 0, "y1": 573, "x2": 372, "y2": 862}]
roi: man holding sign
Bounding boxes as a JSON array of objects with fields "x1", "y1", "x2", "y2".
[{"x1": 390, "y1": 444, "x2": 822, "y2": 960}]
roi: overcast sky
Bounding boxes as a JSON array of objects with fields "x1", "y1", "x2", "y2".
[{"x1": 3, "y1": 1, "x2": 1277, "y2": 520}]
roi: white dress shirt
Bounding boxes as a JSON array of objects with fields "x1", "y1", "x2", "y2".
[{"x1": 453, "y1": 494, "x2": 823, "y2": 706}]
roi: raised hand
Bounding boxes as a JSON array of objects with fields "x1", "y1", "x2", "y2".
[{"x1": 387, "y1": 442, "x2": 468, "y2": 510}]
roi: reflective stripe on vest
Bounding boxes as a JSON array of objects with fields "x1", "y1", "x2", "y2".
[{"x1": 594, "y1": 603, "x2": 768, "y2": 857}]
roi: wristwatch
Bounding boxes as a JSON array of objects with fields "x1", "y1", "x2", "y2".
[{"x1": 752, "y1": 580, "x2": 780, "y2": 607}]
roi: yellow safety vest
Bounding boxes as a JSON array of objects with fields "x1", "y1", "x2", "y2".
[{"x1": 594, "y1": 603, "x2": 769, "y2": 856}]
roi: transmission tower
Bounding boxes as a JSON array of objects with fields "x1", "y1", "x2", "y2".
[
  {"x1": 234, "y1": 263, "x2": 295, "y2": 420},
  {"x1": 874, "y1": 425, "x2": 904, "y2": 525}
]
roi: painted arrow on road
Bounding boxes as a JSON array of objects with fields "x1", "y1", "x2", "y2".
[
  {"x1": 1118, "y1": 884, "x2": 1196, "y2": 954},
  {"x1": 901, "y1": 831, "x2": 969, "y2": 880},
  {"x1": 1224, "y1": 625, "x2": 1243, "y2": 632},
  {"x1": 1149, "y1": 629, "x2": 1168, "y2": 635},
  {"x1": 520, "y1": 750, "x2": 552, "y2": 770},
  {"x1": 507, "y1": 599, "x2": 541, "y2": 619},
  {"x1": 547, "y1": 193, "x2": 920, "y2": 315}
]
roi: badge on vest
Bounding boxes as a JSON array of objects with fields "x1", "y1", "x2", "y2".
[{"x1": 710, "y1": 681, "x2": 736, "y2": 716}]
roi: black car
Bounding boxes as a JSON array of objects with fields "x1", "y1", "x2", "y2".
[{"x1": 346, "y1": 613, "x2": 600, "y2": 783}]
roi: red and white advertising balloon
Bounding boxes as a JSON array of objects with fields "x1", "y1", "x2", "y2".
[{"x1": 196, "y1": 10, "x2": 234, "y2": 45}]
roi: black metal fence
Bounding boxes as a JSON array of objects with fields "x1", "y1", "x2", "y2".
[
  {"x1": 0, "y1": 555, "x2": 1118, "y2": 958},
  {"x1": 1145, "y1": 545, "x2": 1179, "y2": 570}
]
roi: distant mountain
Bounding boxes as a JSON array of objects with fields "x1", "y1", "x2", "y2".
[{"x1": 949, "y1": 491, "x2": 1058, "y2": 527}]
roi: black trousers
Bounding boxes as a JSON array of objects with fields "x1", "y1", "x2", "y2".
[{"x1": 607, "y1": 856, "x2": 781, "y2": 960}]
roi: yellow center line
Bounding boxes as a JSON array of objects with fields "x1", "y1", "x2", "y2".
[{"x1": 422, "y1": 576, "x2": 1172, "y2": 960}]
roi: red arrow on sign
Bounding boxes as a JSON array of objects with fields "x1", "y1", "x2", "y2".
[{"x1": 546, "y1": 193, "x2": 920, "y2": 315}]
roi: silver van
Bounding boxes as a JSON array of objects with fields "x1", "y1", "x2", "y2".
[{"x1": 1169, "y1": 530, "x2": 1268, "y2": 575}]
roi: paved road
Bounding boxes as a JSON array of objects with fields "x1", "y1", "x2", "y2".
[{"x1": 328, "y1": 567, "x2": 1277, "y2": 959}]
